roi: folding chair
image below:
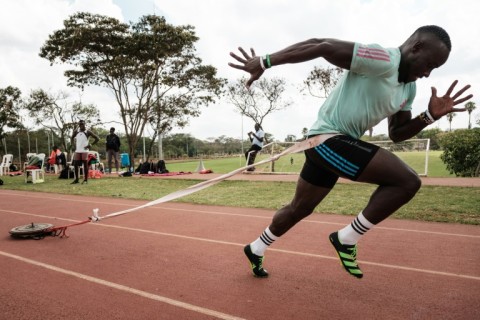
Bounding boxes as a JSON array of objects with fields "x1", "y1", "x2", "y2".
[
  {"x1": 25, "y1": 153, "x2": 46, "y2": 184},
  {"x1": 0, "y1": 154, "x2": 13, "y2": 176}
]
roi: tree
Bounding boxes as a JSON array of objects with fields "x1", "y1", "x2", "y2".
[
  {"x1": 303, "y1": 65, "x2": 374, "y2": 136},
  {"x1": 40, "y1": 13, "x2": 225, "y2": 167},
  {"x1": 227, "y1": 76, "x2": 292, "y2": 126},
  {"x1": 24, "y1": 89, "x2": 100, "y2": 151},
  {"x1": 302, "y1": 66, "x2": 343, "y2": 98},
  {"x1": 465, "y1": 101, "x2": 476, "y2": 129},
  {"x1": 438, "y1": 128, "x2": 480, "y2": 177},
  {"x1": 446, "y1": 113, "x2": 456, "y2": 131},
  {"x1": 301, "y1": 127, "x2": 308, "y2": 140},
  {"x1": 285, "y1": 134, "x2": 296, "y2": 142},
  {"x1": 415, "y1": 127, "x2": 442, "y2": 150},
  {"x1": 0, "y1": 86, "x2": 23, "y2": 147}
]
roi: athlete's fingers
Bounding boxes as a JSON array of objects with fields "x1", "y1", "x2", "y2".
[
  {"x1": 444, "y1": 80, "x2": 458, "y2": 97},
  {"x1": 453, "y1": 94, "x2": 474, "y2": 106},
  {"x1": 228, "y1": 62, "x2": 246, "y2": 70},
  {"x1": 238, "y1": 47, "x2": 251, "y2": 60},
  {"x1": 451, "y1": 84, "x2": 471, "y2": 100},
  {"x1": 230, "y1": 52, "x2": 247, "y2": 64}
]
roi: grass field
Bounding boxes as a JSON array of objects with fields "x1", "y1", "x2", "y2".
[
  {"x1": 165, "y1": 150, "x2": 453, "y2": 177},
  {"x1": 2, "y1": 148, "x2": 476, "y2": 226},
  {"x1": 1, "y1": 171, "x2": 478, "y2": 225}
]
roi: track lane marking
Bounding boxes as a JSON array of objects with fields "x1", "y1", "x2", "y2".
[
  {"x1": 2, "y1": 209, "x2": 479, "y2": 281},
  {"x1": 0, "y1": 250, "x2": 245, "y2": 320},
  {"x1": 1, "y1": 193, "x2": 479, "y2": 239}
]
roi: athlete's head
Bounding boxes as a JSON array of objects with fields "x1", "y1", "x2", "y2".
[{"x1": 399, "y1": 25, "x2": 451, "y2": 83}]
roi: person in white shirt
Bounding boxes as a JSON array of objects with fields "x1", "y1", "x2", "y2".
[
  {"x1": 245, "y1": 123, "x2": 265, "y2": 171},
  {"x1": 70, "y1": 119, "x2": 99, "y2": 184}
]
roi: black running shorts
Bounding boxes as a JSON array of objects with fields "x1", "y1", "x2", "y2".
[{"x1": 300, "y1": 135, "x2": 380, "y2": 188}]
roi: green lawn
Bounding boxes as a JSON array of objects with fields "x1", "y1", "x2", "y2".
[
  {"x1": 165, "y1": 150, "x2": 453, "y2": 177},
  {"x1": 1, "y1": 172, "x2": 478, "y2": 225}
]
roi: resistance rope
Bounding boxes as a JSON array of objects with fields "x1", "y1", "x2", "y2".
[{"x1": 19, "y1": 135, "x2": 333, "y2": 238}]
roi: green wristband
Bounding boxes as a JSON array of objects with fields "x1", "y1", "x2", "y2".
[{"x1": 265, "y1": 54, "x2": 272, "y2": 68}]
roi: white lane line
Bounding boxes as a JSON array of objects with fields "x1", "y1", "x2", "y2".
[
  {"x1": 1, "y1": 193, "x2": 479, "y2": 239},
  {"x1": 3, "y1": 209, "x2": 478, "y2": 281},
  {"x1": 0, "y1": 250, "x2": 245, "y2": 320}
]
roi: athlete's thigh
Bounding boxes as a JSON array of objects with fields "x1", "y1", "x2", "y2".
[
  {"x1": 357, "y1": 147, "x2": 418, "y2": 185},
  {"x1": 290, "y1": 175, "x2": 333, "y2": 212}
]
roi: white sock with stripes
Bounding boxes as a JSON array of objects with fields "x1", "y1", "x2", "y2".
[
  {"x1": 338, "y1": 211, "x2": 374, "y2": 245},
  {"x1": 250, "y1": 227, "x2": 279, "y2": 256}
]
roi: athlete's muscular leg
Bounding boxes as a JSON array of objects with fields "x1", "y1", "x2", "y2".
[
  {"x1": 269, "y1": 177, "x2": 333, "y2": 236},
  {"x1": 356, "y1": 148, "x2": 421, "y2": 224}
]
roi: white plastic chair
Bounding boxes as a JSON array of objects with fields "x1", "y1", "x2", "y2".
[
  {"x1": 24, "y1": 153, "x2": 46, "y2": 184},
  {"x1": 23, "y1": 153, "x2": 37, "y2": 171},
  {"x1": 69, "y1": 152, "x2": 84, "y2": 179},
  {"x1": 0, "y1": 154, "x2": 14, "y2": 176}
]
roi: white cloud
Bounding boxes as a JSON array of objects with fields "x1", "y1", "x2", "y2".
[{"x1": 1, "y1": 0, "x2": 478, "y2": 141}]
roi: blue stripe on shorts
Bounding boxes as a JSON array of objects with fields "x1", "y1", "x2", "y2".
[{"x1": 314, "y1": 144, "x2": 360, "y2": 177}]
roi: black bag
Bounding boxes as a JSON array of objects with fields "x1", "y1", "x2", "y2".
[
  {"x1": 59, "y1": 168, "x2": 74, "y2": 179},
  {"x1": 56, "y1": 152, "x2": 66, "y2": 165},
  {"x1": 139, "y1": 162, "x2": 151, "y2": 174},
  {"x1": 157, "y1": 160, "x2": 169, "y2": 174}
]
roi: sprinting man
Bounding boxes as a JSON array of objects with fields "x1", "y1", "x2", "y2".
[
  {"x1": 70, "y1": 119, "x2": 99, "y2": 184},
  {"x1": 229, "y1": 25, "x2": 472, "y2": 278}
]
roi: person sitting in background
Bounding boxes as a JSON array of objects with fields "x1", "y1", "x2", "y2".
[
  {"x1": 48, "y1": 146, "x2": 65, "y2": 173},
  {"x1": 48, "y1": 147, "x2": 57, "y2": 172},
  {"x1": 55, "y1": 147, "x2": 66, "y2": 172}
]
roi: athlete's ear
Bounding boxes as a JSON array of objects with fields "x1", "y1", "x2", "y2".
[{"x1": 412, "y1": 40, "x2": 423, "y2": 53}]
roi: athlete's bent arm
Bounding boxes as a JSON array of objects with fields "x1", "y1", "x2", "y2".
[
  {"x1": 389, "y1": 80, "x2": 473, "y2": 143},
  {"x1": 229, "y1": 39, "x2": 355, "y2": 88},
  {"x1": 388, "y1": 111, "x2": 428, "y2": 143}
]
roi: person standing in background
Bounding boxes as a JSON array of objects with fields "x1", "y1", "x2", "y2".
[
  {"x1": 70, "y1": 120, "x2": 99, "y2": 184},
  {"x1": 106, "y1": 127, "x2": 121, "y2": 174},
  {"x1": 245, "y1": 123, "x2": 264, "y2": 171}
]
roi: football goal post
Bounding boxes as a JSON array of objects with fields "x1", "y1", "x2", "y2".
[{"x1": 250, "y1": 138, "x2": 431, "y2": 176}]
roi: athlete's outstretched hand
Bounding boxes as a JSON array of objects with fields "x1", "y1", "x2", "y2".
[
  {"x1": 428, "y1": 80, "x2": 473, "y2": 120},
  {"x1": 229, "y1": 47, "x2": 264, "y2": 89}
]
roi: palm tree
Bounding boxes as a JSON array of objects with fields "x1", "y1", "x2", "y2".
[
  {"x1": 446, "y1": 113, "x2": 456, "y2": 131},
  {"x1": 465, "y1": 101, "x2": 476, "y2": 129}
]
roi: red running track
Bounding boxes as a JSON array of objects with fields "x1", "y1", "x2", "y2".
[{"x1": 0, "y1": 190, "x2": 479, "y2": 319}]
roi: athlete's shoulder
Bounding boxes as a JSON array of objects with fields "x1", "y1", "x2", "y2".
[{"x1": 351, "y1": 43, "x2": 399, "y2": 77}]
